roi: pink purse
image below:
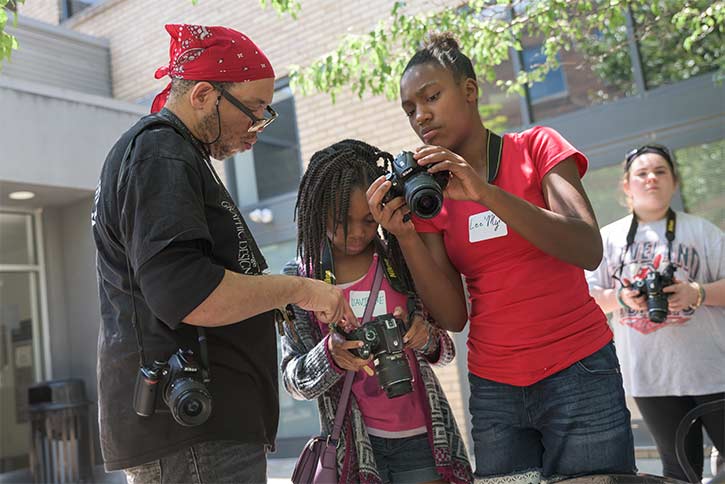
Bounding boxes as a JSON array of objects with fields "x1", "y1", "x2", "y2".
[{"x1": 291, "y1": 262, "x2": 383, "y2": 484}]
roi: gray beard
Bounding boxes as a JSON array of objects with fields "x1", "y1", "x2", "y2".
[{"x1": 197, "y1": 112, "x2": 234, "y2": 160}]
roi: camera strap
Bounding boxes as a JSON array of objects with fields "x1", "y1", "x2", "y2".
[
  {"x1": 115, "y1": 115, "x2": 211, "y2": 379},
  {"x1": 615, "y1": 208, "x2": 676, "y2": 286},
  {"x1": 486, "y1": 130, "x2": 504, "y2": 183},
  {"x1": 330, "y1": 260, "x2": 384, "y2": 446}
]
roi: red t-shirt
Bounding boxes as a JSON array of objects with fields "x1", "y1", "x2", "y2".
[{"x1": 414, "y1": 126, "x2": 611, "y2": 386}]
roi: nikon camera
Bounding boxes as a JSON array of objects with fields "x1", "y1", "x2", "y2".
[
  {"x1": 631, "y1": 264, "x2": 676, "y2": 323},
  {"x1": 338, "y1": 314, "x2": 413, "y2": 399},
  {"x1": 382, "y1": 151, "x2": 449, "y2": 219},
  {"x1": 133, "y1": 349, "x2": 212, "y2": 427}
]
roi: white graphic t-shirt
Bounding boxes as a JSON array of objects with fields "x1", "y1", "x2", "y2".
[{"x1": 587, "y1": 211, "x2": 725, "y2": 397}]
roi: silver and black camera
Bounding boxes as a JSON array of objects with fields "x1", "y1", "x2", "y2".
[
  {"x1": 133, "y1": 348, "x2": 212, "y2": 427},
  {"x1": 382, "y1": 151, "x2": 449, "y2": 219},
  {"x1": 337, "y1": 314, "x2": 413, "y2": 399}
]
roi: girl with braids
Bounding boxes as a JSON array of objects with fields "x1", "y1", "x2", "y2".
[
  {"x1": 367, "y1": 34, "x2": 636, "y2": 482},
  {"x1": 280, "y1": 139, "x2": 473, "y2": 484}
]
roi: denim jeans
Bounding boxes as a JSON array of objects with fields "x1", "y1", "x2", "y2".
[
  {"x1": 469, "y1": 342, "x2": 636, "y2": 481},
  {"x1": 369, "y1": 433, "x2": 442, "y2": 483},
  {"x1": 123, "y1": 440, "x2": 267, "y2": 484}
]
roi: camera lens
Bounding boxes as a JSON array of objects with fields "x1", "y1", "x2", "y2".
[
  {"x1": 376, "y1": 352, "x2": 413, "y2": 399},
  {"x1": 410, "y1": 189, "x2": 443, "y2": 219},
  {"x1": 183, "y1": 399, "x2": 203, "y2": 417},
  {"x1": 165, "y1": 378, "x2": 212, "y2": 427}
]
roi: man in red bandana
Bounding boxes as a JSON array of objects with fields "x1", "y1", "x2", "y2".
[{"x1": 92, "y1": 24, "x2": 356, "y2": 483}]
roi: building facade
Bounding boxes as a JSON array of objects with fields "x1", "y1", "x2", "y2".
[{"x1": 1, "y1": 0, "x2": 723, "y2": 477}]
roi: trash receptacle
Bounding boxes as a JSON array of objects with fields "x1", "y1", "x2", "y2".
[{"x1": 28, "y1": 379, "x2": 93, "y2": 483}]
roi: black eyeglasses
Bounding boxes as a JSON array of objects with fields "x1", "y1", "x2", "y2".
[
  {"x1": 212, "y1": 84, "x2": 278, "y2": 133},
  {"x1": 624, "y1": 144, "x2": 673, "y2": 171}
]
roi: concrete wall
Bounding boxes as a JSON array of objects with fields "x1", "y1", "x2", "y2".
[
  {"x1": 40, "y1": 197, "x2": 100, "y2": 399},
  {"x1": 0, "y1": 77, "x2": 146, "y2": 191},
  {"x1": 41, "y1": 196, "x2": 103, "y2": 464}
]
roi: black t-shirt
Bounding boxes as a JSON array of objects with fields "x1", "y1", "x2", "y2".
[{"x1": 92, "y1": 109, "x2": 279, "y2": 471}]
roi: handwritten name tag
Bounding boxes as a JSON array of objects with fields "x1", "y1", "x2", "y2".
[
  {"x1": 469, "y1": 210, "x2": 508, "y2": 243},
  {"x1": 349, "y1": 291, "x2": 387, "y2": 318}
]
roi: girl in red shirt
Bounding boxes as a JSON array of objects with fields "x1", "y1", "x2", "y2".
[{"x1": 367, "y1": 34, "x2": 636, "y2": 482}]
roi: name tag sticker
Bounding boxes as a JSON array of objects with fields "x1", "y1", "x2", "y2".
[
  {"x1": 349, "y1": 290, "x2": 387, "y2": 318},
  {"x1": 469, "y1": 211, "x2": 508, "y2": 243}
]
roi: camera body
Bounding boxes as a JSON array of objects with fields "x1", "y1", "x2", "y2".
[
  {"x1": 631, "y1": 264, "x2": 676, "y2": 323},
  {"x1": 338, "y1": 314, "x2": 413, "y2": 399},
  {"x1": 133, "y1": 349, "x2": 212, "y2": 427},
  {"x1": 382, "y1": 151, "x2": 449, "y2": 219}
]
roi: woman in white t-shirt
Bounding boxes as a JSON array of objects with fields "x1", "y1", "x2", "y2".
[{"x1": 587, "y1": 144, "x2": 724, "y2": 482}]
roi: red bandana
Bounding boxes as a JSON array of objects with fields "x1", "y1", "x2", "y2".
[{"x1": 151, "y1": 24, "x2": 275, "y2": 113}]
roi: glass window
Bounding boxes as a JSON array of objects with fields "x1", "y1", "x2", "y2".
[
  {"x1": 529, "y1": 20, "x2": 635, "y2": 121},
  {"x1": 632, "y1": 0, "x2": 721, "y2": 91},
  {"x1": 582, "y1": 163, "x2": 630, "y2": 228},
  {"x1": 522, "y1": 46, "x2": 567, "y2": 103},
  {"x1": 0, "y1": 210, "x2": 43, "y2": 473},
  {"x1": 61, "y1": 0, "x2": 105, "y2": 19},
  {"x1": 0, "y1": 213, "x2": 35, "y2": 266},
  {"x1": 0, "y1": 272, "x2": 40, "y2": 473},
  {"x1": 675, "y1": 139, "x2": 725, "y2": 230},
  {"x1": 229, "y1": 88, "x2": 302, "y2": 207}
]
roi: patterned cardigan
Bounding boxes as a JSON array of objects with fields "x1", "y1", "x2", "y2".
[{"x1": 280, "y1": 259, "x2": 473, "y2": 484}]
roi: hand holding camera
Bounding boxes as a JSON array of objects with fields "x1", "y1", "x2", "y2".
[
  {"x1": 334, "y1": 313, "x2": 414, "y2": 399},
  {"x1": 629, "y1": 264, "x2": 676, "y2": 323},
  {"x1": 327, "y1": 332, "x2": 371, "y2": 373},
  {"x1": 619, "y1": 286, "x2": 647, "y2": 312},
  {"x1": 663, "y1": 279, "x2": 702, "y2": 312},
  {"x1": 367, "y1": 149, "x2": 449, "y2": 237},
  {"x1": 414, "y1": 145, "x2": 492, "y2": 203},
  {"x1": 403, "y1": 312, "x2": 432, "y2": 351}
]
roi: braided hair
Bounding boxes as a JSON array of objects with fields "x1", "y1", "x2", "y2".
[
  {"x1": 403, "y1": 32, "x2": 476, "y2": 83},
  {"x1": 295, "y1": 139, "x2": 415, "y2": 291}
]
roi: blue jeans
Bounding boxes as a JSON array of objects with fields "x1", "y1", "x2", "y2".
[
  {"x1": 123, "y1": 440, "x2": 266, "y2": 484},
  {"x1": 369, "y1": 433, "x2": 442, "y2": 483},
  {"x1": 469, "y1": 342, "x2": 636, "y2": 481}
]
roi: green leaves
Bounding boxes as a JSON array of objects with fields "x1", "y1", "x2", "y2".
[
  {"x1": 0, "y1": 0, "x2": 24, "y2": 71},
  {"x1": 289, "y1": 0, "x2": 722, "y2": 107},
  {"x1": 259, "y1": 0, "x2": 301, "y2": 19}
]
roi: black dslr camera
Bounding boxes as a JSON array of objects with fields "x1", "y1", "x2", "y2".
[
  {"x1": 382, "y1": 151, "x2": 449, "y2": 219},
  {"x1": 631, "y1": 264, "x2": 676, "y2": 323},
  {"x1": 133, "y1": 349, "x2": 212, "y2": 427},
  {"x1": 337, "y1": 314, "x2": 413, "y2": 399}
]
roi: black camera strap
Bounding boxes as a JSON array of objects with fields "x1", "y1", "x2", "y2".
[
  {"x1": 615, "y1": 208, "x2": 676, "y2": 286},
  {"x1": 115, "y1": 115, "x2": 211, "y2": 381},
  {"x1": 486, "y1": 129, "x2": 504, "y2": 183}
]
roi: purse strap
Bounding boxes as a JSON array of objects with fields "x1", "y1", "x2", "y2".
[{"x1": 328, "y1": 259, "x2": 384, "y2": 445}]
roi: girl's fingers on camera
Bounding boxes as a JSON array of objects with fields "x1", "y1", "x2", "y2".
[
  {"x1": 368, "y1": 178, "x2": 390, "y2": 204},
  {"x1": 367, "y1": 175, "x2": 387, "y2": 197},
  {"x1": 383, "y1": 196, "x2": 406, "y2": 214},
  {"x1": 392, "y1": 305, "x2": 408, "y2": 322}
]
